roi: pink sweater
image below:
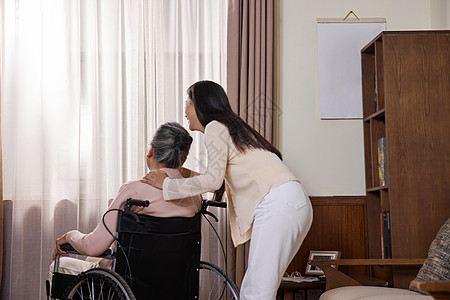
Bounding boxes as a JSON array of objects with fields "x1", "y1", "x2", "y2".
[{"x1": 65, "y1": 168, "x2": 201, "y2": 256}]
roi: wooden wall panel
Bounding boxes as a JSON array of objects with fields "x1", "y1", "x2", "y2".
[{"x1": 285, "y1": 196, "x2": 369, "y2": 277}]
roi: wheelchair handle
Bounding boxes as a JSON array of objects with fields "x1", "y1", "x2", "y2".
[
  {"x1": 201, "y1": 200, "x2": 226, "y2": 222},
  {"x1": 126, "y1": 198, "x2": 150, "y2": 207},
  {"x1": 203, "y1": 200, "x2": 227, "y2": 208},
  {"x1": 118, "y1": 199, "x2": 150, "y2": 223}
]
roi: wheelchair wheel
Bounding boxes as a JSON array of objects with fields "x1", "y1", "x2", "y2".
[
  {"x1": 62, "y1": 268, "x2": 135, "y2": 300},
  {"x1": 199, "y1": 261, "x2": 240, "y2": 300}
]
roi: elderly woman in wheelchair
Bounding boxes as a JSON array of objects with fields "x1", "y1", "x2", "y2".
[{"x1": 48, "y1": 122, "x2": 203, "y2": 299}]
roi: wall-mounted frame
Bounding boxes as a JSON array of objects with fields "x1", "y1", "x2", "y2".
[
  {"x1": 317, "y1": 13, "x2": 386, "y2": 119},
  {"x1": 305, "y1": 250, "x2": 341, "y2": 275}
]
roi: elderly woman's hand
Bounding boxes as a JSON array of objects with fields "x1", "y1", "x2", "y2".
[
  {"x1": 141, "y1": 170, "x2": 168, "y2": 189},
  {"x1": 52, "y1": 233, "x2": 69, "y2": 260}
]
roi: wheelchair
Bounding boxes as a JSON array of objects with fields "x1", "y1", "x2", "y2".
[{"x1": 47, "y1": 198, "x2": 240, "y2": 300}]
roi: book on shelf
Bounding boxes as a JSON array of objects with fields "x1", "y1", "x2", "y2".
[
  {"x1": 382, "y1": 210, "x2": 392, "y2": 259},
  {"x1": 377, "y1": 137, "x2": 388, "y2": 187}
]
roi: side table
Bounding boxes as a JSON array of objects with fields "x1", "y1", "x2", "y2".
[{"x1": 277, "y1": 280, "x2": 326, "y2": 300}]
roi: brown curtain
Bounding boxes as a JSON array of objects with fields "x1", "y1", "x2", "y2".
[
  {"x1": 226, "y1": 0, "x2": 278, "y2": 288},
  {"x1": 0, "y1": 88, "x2": 3, "y2": 289}
]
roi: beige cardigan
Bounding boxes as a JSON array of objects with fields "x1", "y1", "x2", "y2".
[{"x1": 163, "y1": 121, "x2": 298, "y2": 246}]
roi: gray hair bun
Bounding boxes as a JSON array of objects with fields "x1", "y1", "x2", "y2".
[{"x1": 151, "y1": 122, "x2": 193, "y2": 169}]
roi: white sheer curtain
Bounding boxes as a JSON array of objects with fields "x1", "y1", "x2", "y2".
[{"x1": 0, "y1": 0, "x2": 227, "y2": 298}]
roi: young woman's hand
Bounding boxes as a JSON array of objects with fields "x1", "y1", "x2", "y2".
[
  {"x1": 179, "y1": 167, "x2": 192, "y2": 178},
  {"x1": 141, "y1": 170, "x2": 168, "y2": 189},
  {"x1": 52, "y1": 233, "x2": 69, "y2": 260}
]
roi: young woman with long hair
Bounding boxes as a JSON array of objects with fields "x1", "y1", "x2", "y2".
[{"x1": 142, "y1": 80, "x2": 313, "y2": 300}]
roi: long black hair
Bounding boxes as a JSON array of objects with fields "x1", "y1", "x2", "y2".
[{"x1": 187, "y1": 80, "x2": 282, "y2": 201}]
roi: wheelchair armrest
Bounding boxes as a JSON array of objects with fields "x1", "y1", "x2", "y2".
[{"x1": 60, "y1": 243, "x2": 112, "y2": 257}]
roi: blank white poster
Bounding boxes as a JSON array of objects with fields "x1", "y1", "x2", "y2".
[{"x1": 318, "y1": 21, "x2": 385, "y2": 119}]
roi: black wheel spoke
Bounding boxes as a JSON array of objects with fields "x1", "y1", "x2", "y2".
[{"x1": 62, "y1": 268, "x2": 135, "y2": 300}]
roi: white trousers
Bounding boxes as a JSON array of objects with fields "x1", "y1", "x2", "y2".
[{"x1": 240, "y1": 181, "x2": 313, "y2": 300}]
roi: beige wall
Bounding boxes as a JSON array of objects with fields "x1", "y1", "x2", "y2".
[
  {"x1": 431, "y1": 0, "x2": 450, "y2": 29},
  {"x1": 278, "y1": 0, "x2": 448, "y2": 196}
]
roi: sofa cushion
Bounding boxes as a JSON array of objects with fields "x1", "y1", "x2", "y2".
[
  {"x1": 320, "y1": 286, "x2": 433, "y2": 300},
  {"x1": 410, "y1": 218, "x2": 450, "y2": 293}
]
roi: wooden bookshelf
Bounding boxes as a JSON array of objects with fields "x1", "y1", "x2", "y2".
[{"x1": 361, "y1": 31, "x2": 450, "y2": 288}]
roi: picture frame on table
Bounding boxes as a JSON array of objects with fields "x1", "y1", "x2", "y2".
[{"x1": 305, "y1": 250, "x2": 341, "y2": 276}]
